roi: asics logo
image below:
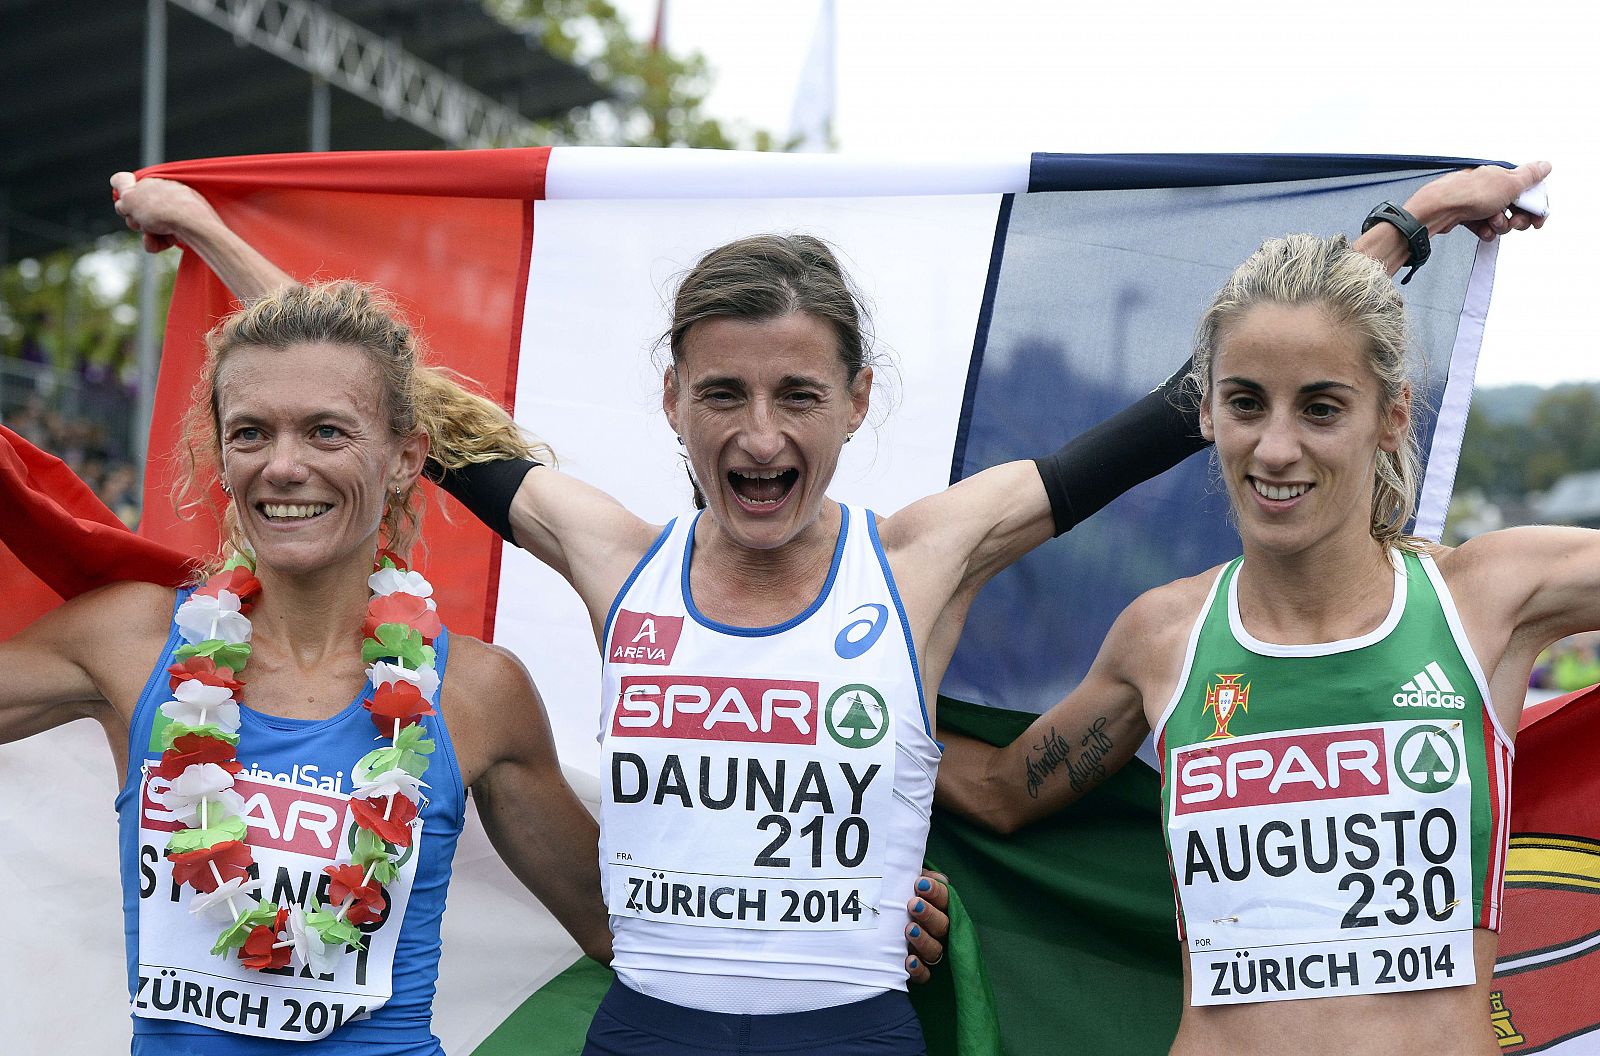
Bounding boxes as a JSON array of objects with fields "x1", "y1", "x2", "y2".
[
  {"x1": 1394, "y1": 661, "x2": 1468, "y2": 710},
  {"x1": 834, "y1": 604, "x2": 889, "y2": 659}
]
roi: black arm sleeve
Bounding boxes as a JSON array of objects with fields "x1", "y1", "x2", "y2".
[
  {"x1": 424, "y1": 457, "x2": 540, "y2": 544},
  {"x1": 1033, "y1": 356, "x2": 1209, "y2": 537}
]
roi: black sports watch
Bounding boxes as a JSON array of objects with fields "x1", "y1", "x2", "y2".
[{"x1": 1362, "y1": 201, "x2": 1431, "y2": 285}]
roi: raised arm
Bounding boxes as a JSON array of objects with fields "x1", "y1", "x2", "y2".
[
  {"x1": 106, "y1": 171, "x2": 658, "y2": 626},
  {"x1": 448, "y1": 639, "x2": 612, "y2": 963},
  {"x1": 1354, "y1": 160, "x2": 1551, "y2": 274},
  {"x1": 885, "y1": 161, "x2": 1553, "y2": 634},
  {"x1": 110, "y1": 172, "x2": 293, "y2": 302}
]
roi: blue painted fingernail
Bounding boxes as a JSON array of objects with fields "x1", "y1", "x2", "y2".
[
  {"x1": 914, "y1": 899, "x2": 925, "y2": 912},
  {"x1": 910, "y1": 925, "x2": 921, "y2": 938},
  {"x1": 917, "y1": 878, "x2": 932, "y2": 892},
  {"x1": 909, "y1": 958, "x2": 919, "y2": 969}
]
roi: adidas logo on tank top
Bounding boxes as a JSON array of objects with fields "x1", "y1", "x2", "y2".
[{"x1": 1394, "y1": 661, "x2": 1469, "y2": 710}]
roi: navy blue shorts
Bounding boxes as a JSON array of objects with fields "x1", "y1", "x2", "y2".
[{"x1": 582, "y1": 979, "x2": 926, "y2": 1055}]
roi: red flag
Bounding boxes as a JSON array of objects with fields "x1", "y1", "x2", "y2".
[
  {"x1": 0, "y1": 425, "x2": 193, "y2": 639},
  {"x1": 1492, "y1": 687, "x2": 1600, "y2": 1052}
]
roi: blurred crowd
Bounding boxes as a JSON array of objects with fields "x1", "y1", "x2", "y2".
[
  {"x1": 1530, "y1": 631, "x2": 1600, "y2": 694},
  {"x1": 2, "y1": 397, "x2": 142, "y2": 528}
]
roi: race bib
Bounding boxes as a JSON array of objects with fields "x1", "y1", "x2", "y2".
[
  {"x1": 1170, "y1": 720, "x2": 1477, "y2": 1005},
  {"x1": 134, "y1": 765, "x2": 418, "y2": 1041},
  {"x1": 602, "y1": 674, "x2": 895, "y2": 931}
]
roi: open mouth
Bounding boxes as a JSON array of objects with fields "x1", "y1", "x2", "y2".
[
  {"x1": 1250, "y1": 479, "x2": 1311, "y2": 502},
  {"x1": 727, "y1": 468, "x2": 799, "y2": 508},
  {"x1": 259, "y1": 502, "x2": 333, "y2": 523}
]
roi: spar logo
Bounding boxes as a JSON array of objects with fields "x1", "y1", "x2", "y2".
[
  {"x1": 1203, "y1": 673, "x2": 1250, "y2": 739},
  {"x1": 1172, "y1": 728, "x2": 1388, "y2": 814},
  {"x1": 609, "y1": 609, "x2": 684, "y2": 666},
  {"x1": 823, "y1": 684, "x2": 889, "y2": 749},
  {"x1": 611, "y1": 675, "x2": 819, "y2": 744},
  {"x1": 142, "y1": 773, "x2": 351, "y2": 860},
  {"x1": 1394, "y1": 725, "x2": 1462, "y2": 794}
]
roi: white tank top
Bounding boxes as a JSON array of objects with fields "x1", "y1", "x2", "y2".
[{"x1": 598, "y1": 504, "x2": 941, "y2": 1013}]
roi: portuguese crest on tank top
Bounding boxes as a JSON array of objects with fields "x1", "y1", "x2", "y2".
[{"x1": 1155, "y1": 549, "x2": 1514, "y2": 1007}]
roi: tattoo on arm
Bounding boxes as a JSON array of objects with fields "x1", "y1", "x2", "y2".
[{"x1": 1023, "y1": 717, "x2": 1115, "y2": 799}]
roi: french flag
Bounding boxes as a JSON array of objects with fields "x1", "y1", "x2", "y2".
[{"x1": 5, "y1": 148, "x2": 1588, "y2": 1055}]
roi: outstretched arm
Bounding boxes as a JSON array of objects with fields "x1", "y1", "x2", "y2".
[
  {"x1": 453, "y1": 642, "x2": 611, "y2": 963},
  {"x1": 110, "y1": 171, "x2": 293, "y2": 301},
  {"x1": 0, "y1": 581, "x2": 173, "y2": 752},
  {"x1": 0, "y1": 606, "x2": 107, "y2": 745}
]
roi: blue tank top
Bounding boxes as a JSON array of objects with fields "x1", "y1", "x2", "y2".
[{"x1": 116, "y1": 588, "x2": 466, "y2": 1053}]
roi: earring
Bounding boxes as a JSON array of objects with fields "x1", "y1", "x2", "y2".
[
  {"x1": 221, "y1": 481, "x2": 232, "y2": 494},
  {"x1": 677, "y1": 435, "x2": 685, "y2": 446},
  {"x1": 845, "y1": 432, "x2": 855, "y2": 444},
  {"x1": 394, "y1": 486, "x2": 403, "y2": 497}
]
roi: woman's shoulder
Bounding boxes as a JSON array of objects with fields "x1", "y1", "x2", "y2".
[
  {"x1": 442, "y1": 634, "x2": 531, "y2": 691},
  {"x1": 1127, "y1": 563, "x2": 1226, "y2": 624},
  {"x1": 56, "y1": 580, "x2": 178, "y2": 638},
  {"x1": 1108, "y1": 564, "x2": 1228, "y2": 655}
]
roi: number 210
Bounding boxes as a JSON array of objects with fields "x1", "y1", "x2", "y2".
[{"x1": 754, "y1": 815, "x2": 870, "y2": 868}]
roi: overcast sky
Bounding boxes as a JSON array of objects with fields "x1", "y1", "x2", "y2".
[{"x1": 621, "y1": 0, "x2": 1598, "y2": 387}]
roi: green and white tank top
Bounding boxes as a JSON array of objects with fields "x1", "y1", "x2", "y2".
[{"x1": 1154, "y1": 548, "x2": 1513, "y2": 1006}]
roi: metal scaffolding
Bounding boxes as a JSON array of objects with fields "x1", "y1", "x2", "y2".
[{"x1": 170, "y1": 0, "x2": 542, "y2": 149}]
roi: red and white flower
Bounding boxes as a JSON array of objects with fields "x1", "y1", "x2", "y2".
[
  {"x1": 350, "y1": 766, "x2": 426, "y2": 805},
  {"x1": 167, "y1": 657, "x2": 244, "y2": 694},
  {"x1": 284, "y1": 904, "x2": 342, "y2": 977},
  {"x1": 367, "y1": 659, "x2": 440, "y2": 703},
  {"x1": 188, "y1": 874, "x2": 266, "y2": 922}
]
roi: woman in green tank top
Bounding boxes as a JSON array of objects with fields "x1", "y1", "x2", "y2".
[{"x1": 937, "y1": 205, "x2": 1593, "y2": 1056}]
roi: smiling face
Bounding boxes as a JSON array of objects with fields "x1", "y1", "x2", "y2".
[
  {"x1": 663, "y1": 312, "x2": 871, "y2": 553},
  {"x1": 215, "y1": 341, "x2": 427, "y2": 577},
  {"x1": 1200, "y1": 302, "x2": 1409, "y2": 558}
]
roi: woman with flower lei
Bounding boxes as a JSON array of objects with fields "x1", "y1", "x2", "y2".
[
  {"x1": 0, "y1": 282, "x2": 610, "y2": 1053},
  {"x1": 162, "y1": 549, "x2": 450, "y2": 974}
]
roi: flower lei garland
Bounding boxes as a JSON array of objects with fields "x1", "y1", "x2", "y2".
[{"x1": 153, "y1": 550, "x2": 443, "y2": 974}]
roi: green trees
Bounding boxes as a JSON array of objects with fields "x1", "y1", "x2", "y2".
[
  {"x1": 491, "y1": 0, "x2": 787, "y2": 150},
  {"x1": 1455, "y1": 385, "x2": 1600, "y2": 502}
]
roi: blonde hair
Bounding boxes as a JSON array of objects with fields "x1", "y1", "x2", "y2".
[
  {"x1": 174, "y1": 281, "x2": 550, "y2": 561},
  {"x1": 1190, "y1": 234, "x2": 1421, "y2": 550}
]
